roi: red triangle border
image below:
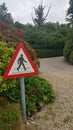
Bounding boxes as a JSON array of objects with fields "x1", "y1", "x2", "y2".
[{"x1": 3, "y1": 43, "x2": 38, "y2": 79}]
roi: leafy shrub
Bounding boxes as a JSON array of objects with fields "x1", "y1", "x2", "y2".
[
  {"x1": 0, "y1": 86, "x2": 20, "y2": 102},
  {"x1": 25, "y1": 76, "x2": 55, "y2": 116},
  {"x1": 0, "y1": 42, "x2": 18, "y2": 92},
  {"x1": 2, "y1": 76, "x2": 55, "y2": 117},
  {"x1": 64, "y1": 41, "x2": 72, "y2": 61},
  {"x1": 64, "y1": 29, "x2": 73, "y2": 64},
  {"x1": 0, "y1": 20, "x2": 40, "y2": 68},
  {"x1": 0, "y1": 20, "x2": 25, "y2": 42},
  {"x1": 64, "y1": 41, "x2": 73, "y2": 63},
  {"x1": 0, "y1": 41, "x2": 39, "y2": 92},
  {"x1": 25, "y1": 25, "x2": 65, "y2": 50},
  {"x1": 69, "y1": 51, "x2": 73, "y2": 64}
]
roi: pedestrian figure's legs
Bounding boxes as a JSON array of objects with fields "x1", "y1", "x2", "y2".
[
  {"x1": 22, "y1": 63, "x2": 26, "y2": 70},
  {"x1": 17, "y1": 64, "x2": 21, "y2": 71},
  {"x1": 17, "y1": 63, "x2": 26, "y2": 71}
]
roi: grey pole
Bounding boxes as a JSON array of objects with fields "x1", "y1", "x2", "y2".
[{"x1": 20, "y1": 77, "x2": 27, "y2": 124}]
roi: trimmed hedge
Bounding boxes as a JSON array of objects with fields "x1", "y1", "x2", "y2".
[{"x1": 36, "y1": 49, "x2": 63, "y2": 58}]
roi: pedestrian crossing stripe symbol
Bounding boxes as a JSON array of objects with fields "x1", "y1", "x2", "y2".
[{"x1": 3, "y1": 43, "x2": 38, "y2": 79}]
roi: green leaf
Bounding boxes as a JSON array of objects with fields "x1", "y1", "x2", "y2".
[
  {"x1": 43, "y1": 95, "x2": 48, "y2": 101},
  {"x1": 39, "y1": 101, "x2": 45, "y2": 107}
]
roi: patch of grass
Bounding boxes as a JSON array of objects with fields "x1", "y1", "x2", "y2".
[
  {"x1": 43, "y1": 114, "x2": 48, "y2": 120},
  {"x1": 0, "y1": 98, "x2": 23, "y2": 130},
  {"x1": 47, "y1": 106, "x2": 56, "y2": 117},
  {"x1": 35, "y1": 125, "x2": 39, "y2": 130},
  {"x1": 63, "y1": 116, "x2": 73, "y2": 123}
]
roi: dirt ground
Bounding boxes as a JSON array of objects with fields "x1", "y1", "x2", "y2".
[{"x1": 24, "y1": 57, "x2": 73, "y2": 130}]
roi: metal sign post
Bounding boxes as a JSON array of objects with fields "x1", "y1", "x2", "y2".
[
  {"x1": 3, "y1": 43, "x2": 38, "y2": 124},
  {"x1": 20, "y1": 77, "x2": 27, "y2": 124}
]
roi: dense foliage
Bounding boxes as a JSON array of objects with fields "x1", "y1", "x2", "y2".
[
  {"x1": 1, "y1": 76, "x2": 55, "y2": 117},
  {"x1": 0, "y1": 41, "x2": 39, "y2": 92},
  {"x1": 0, "y1": 20, "x2": 39, "y2": 67},
  {"x1": 25, "y1": 76, "x2": 55, "y2": 116},
  {"x1": 0, "y1": 2, "x2": 73, "y2": 129},
  {"x1": 0, "y1": 41, "x2": 55, "y2": 120},
  {"x1": 0, "y1": 2, "x2": 69, "y2": 59},
  {"x1": 64, "y1": 29, "x2": 73, "y2": 64},
  {"x1": 64, "y1": 0, "x2": 73, "y2": 64},
  {"x1": 0, "y1": 41, "x2": 55, "y2": 116},
  {"x1": 0, "y1": 3, "x2": 14, "y2": 24},
  {"x1": 24, "y1": 23, "x2": 68, "y2": 58},
  {"x1": 0, "y1": 2, "x2": 73, "y2": 61},
  {"x1": 0, "y1": 20, "x2": 25, "y2": 42},
  {"x1": 32, "y1": 3, "x2": 50, "y2": 28},
  {"x1": 66, "y1": 0, "x2": 73, "y2": 27},
  {"x1": 0, "y1": 42, "x2": 18, "y2": 92},
  {"x1": 0, "y1": 38, "x2": 55, "y2": 118},
  {"x1": 0, "y1": 6, "x2": 55, "y2": 120}
]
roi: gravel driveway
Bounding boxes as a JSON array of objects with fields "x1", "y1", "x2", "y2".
[
  {"x1": 24, "y1": 57, "x2": 73, "y2": 130},
  {"x1": 39, "y1": 56, "x2": 73, "y2": 85}
]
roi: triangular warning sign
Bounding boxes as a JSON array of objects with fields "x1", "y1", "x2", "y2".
[{"x1": 3, "y1": 43, "x2": 38, "y2": 79}]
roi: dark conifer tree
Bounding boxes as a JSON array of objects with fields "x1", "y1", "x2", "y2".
[
  {"x1": 0, "y1": 3, "x2": 14, "y2": 24},
  {"x1": 66, "y1": 0, "x2": 73, "y2": 27},
  {"x1": 32, "y1": 3, "x2": 51, "y2": 28}
]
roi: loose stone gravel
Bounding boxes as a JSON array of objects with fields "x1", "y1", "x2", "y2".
[{"x1": 24, "y1": 57, "x2": 73, "y2": 130}]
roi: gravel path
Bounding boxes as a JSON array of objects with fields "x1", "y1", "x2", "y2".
[{"x1": 24, "y1": 57, "x2": 73, "y2": 130}]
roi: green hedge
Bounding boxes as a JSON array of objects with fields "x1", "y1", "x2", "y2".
[
  {"x1": 63, "y1": 29, "x2": 73, "y2": 64},
  {"x1": 1, "y1": 76, "x2": 55, "y2": 117},
  {"x1": 36, "y1": 49, "x2": 63, "y2": 58},
  {"x1": 69, "y1": 51, "x2": 73, "y2": 64}
]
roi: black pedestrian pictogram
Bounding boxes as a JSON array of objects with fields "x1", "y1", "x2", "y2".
[{"x1": 17, "y1": 54, "x2": 27, "y2": 71}]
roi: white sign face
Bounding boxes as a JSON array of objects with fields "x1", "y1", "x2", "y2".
[
  {"x1": 3, "y1": 43, "x2": 38, "y2": 79},
  {"x1": 8, "y1": 48, "x2": 34, "y2": 75}
]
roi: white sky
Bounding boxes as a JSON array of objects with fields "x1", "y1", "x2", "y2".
[{"x1": 0, "y1": 0, "x2": 69, "y2": 24}]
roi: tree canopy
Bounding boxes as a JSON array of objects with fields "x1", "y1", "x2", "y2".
[
  {"x1": 0, "y1": 2, "x2": 73, "y2": 63},
  {"x1": 66, "y1": 0, "x2": 73, "y2": 27},
  {"x1": 0, "y1": 3, "x2": 14, "y2": 24},
  {"x1": 32, "y1": 3, "x2": 51, "y2": 28}
]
